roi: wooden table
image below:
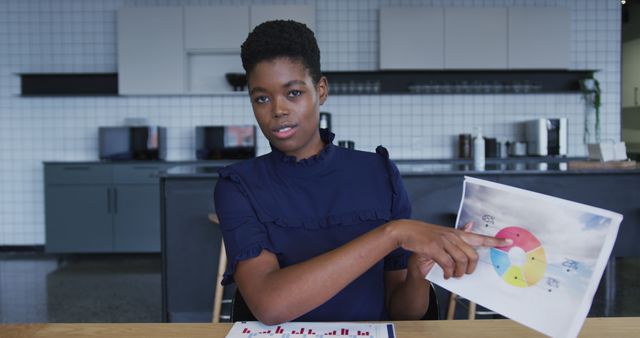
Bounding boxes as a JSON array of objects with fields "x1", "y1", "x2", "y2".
[{"x1": 2, "y1": 318, "x2": 639, "y2": 338}]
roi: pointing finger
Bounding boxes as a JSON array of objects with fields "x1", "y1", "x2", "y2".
[{"x1": 460, "y1": 232, "x2": 512, "y2": 248}]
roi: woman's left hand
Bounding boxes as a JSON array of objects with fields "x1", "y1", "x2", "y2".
[{"x1": 409, "y1": 253, "x2": 436, "y2": 279}]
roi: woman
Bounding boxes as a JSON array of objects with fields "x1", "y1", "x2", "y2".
[{"x1": 214, "y1": 20, "x2": 509, "y2": 325}]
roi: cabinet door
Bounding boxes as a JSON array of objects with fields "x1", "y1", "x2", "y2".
[
  {"x1": 250, "y1": 5, "x2": 315, "y2": 31},
  {"x1": 379, "y1": 8, "x2": 444, "y2": 69},
  {"x1": 117, "y1": 7, "x2": 184, "y2": 95},
  {"x1": 508, "y1": 8, "x2": 569, "y2": 69},
  {"x1": 45, "y1": 185, "x2": 113, "y2": 253},
  {"x1": 163, "y1": 178, "x2": 220, "y2": 322},
  {"x1": 184, "y1": 6, "x2": 249, "y2": 51},
  {"x1": 444, "y1": 8, "x2": 507, "y2": 69},
  {"x1": 622, "y1": 39, "x2": 640, "y2": 108},
  {"x1": 112, "y1": 185, "x2": 161, "y2": 252}
]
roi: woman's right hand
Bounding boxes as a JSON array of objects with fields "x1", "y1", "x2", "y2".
[{"x1": 386, "y1": 219, "x2": 511, "y2": 279}]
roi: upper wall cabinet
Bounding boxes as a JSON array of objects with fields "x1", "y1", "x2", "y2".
[
  {"x1": 380, "y1": 8, "x2": 444, "y2": 70},
  {"x1": 118, "y1": 5, "x2": 315, "y2": 95},
  {"x1": 445, "y1": 8, "x2": 508, "y2": 69},
  {"x1": 379, "y1": 7, "x2": 570, "y2": 71},
  {"x1": 250, "y1": 5, "x2": 315, "y2": 31},
  {"x1": 622, "y1": 39, "x2": 640, "y2": 108},
  {"x1": 508, "y1": 8, "x2": 569, "y2": 69},
  {"x1": 117, "y1": 7, "x2": 185, "y2": 95},
  {"x1": 183, "y1": 6, "x2": 249, "y2": 94},
  {"x1": 184, "y1": 6, "x2": 249, "y2": 51}
]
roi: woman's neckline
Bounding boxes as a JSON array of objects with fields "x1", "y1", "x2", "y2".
[{"x1": 269, "y1": 129, "x2": 336, "y2": 176}]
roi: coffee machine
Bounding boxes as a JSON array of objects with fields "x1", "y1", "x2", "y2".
[{"x1": 525, "y1": 118, "x2": 567, "y2": 156}]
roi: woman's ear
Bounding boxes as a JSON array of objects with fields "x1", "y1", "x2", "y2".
[{"x1": 317, "y1": 76, "x2": 329, "y2": 105}]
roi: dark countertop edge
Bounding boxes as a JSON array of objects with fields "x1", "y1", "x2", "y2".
[
  {"x1": 43, "y1": 158, "x2": 640, "y2": 177},
  {"x1": 43, "y1": 156, "x2": 584, "y2": 166},
  {"x1": 400, "y1": 169, "x2": 640, "y2": 176},
  {"x1": 42, "y1": 160, "x2": 234, "y2": 165},
  {"x1": 160, "y1": 165, "x2": 640, "y2": 178}
]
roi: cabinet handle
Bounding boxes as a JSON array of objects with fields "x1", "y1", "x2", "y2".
[
  {"x1": 64, "y1": 166, "x2": 90, "y2": 171},
  {"x1": 114, "y1": 188, "x2": 118, "y2": 214},
  {"x1": 133, "y1": 166, "x2": 159, "y2": 170},
  {"x1": 107, "y1": 188, "x2": 111, "y2": 214},
  {"x1": 635, "y1": 87, "x2": 638, "y2": 106}
]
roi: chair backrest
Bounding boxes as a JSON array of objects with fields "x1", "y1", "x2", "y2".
[{"x1": 231, "y1": 284, "x2": 440, "y2": 322}]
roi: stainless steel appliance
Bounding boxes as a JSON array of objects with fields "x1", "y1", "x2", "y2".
[
  {"x1": 195, "y1": 125, "x2": 256, "y2": 160},
  {"x1": 525, "y1": 118, "x2": 567, "y2": 156},
  {"x1": 99, "y1": 126, "x2": 166, "y2": 161}
]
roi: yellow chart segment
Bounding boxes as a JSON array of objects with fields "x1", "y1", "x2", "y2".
[
  {"x1": 502, "y1": 266, "x2": 528, "y2": 288},
  {"x1": 523, "y1": 247, "x2": 547, "y2": 286}
]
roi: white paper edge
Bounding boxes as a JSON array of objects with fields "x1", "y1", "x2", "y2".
[
  {"x1": 427, "y1": 176, "x2": 623, "y2": 338},
  {"x1": 226, "y1": 321, "x2": 395, "y2": 338}
]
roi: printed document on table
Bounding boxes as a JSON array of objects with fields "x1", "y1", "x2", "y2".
[
  {"x1": 427, "y1": 176, "x2": 622, "y2": 338},
  {"x1": 225, "y1": 321, "x2": 395, "y2": 338}
]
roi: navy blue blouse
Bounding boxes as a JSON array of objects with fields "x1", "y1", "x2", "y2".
[{"x1": 214, "y1": 130, "x2": 412, "y2": 321}]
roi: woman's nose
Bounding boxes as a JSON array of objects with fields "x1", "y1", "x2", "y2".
[{"x1": 272, "y1": 97, "x2": 290, "y2": 118}]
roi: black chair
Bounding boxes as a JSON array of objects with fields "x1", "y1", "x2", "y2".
[
  {"x1": 422, "y1": 283, "x2": 440, "y2": 320},
  {"x1": 230, "y1": 289, "x2": 257, "y2": 322},
  {"x1": 230, "y1": 283, "x2": 440, "y2": 322}
]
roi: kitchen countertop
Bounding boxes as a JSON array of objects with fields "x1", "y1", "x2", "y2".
[{"x1": 159, "y1": 157, "x2": 640, "y2": 178}]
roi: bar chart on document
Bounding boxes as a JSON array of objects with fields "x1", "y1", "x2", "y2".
[{"x1": 225, "y1": 322, "x2": 395, "y2": 338}]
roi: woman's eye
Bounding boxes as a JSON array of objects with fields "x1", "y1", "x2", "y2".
[
  {"x1": 288, "y1": 90, "x2": 302, "y2": 97},
  {"x1": 254, "y1": 96, "x2": 270, "y2": 104}
]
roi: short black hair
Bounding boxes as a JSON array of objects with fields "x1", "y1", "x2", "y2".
[{"x1": 241, "y1": 20, "x2": 322, "y2": 84}]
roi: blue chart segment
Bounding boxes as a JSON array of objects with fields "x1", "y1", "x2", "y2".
[{"x1": 490, "y1": 247, "x2": 511, "y2": 277}]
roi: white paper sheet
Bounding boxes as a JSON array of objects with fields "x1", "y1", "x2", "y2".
[
  {"x1": 225, "y1": 321, "x2": 395, "y2": 338},
  {"x1": 427, "y1": 176, "x2": 622, "y2": 338}
]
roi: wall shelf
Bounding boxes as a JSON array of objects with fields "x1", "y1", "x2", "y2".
[
  {"x1": 19, "y1": 73, "x2": 118, "y2": 96},
  {"x1": 18, "y1": 70, "x2": 596, "y2": 96},
  {"x1": 324, "y1": 69, "x2": 597, "y2": 95}
]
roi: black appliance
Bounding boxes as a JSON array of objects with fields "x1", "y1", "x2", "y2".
[
  {"x1": 99, "y1": 126, "x2": 167, "y2": 161},
  {"x1": 195, "y1": 125, "x2": 256, "y2": 160}
]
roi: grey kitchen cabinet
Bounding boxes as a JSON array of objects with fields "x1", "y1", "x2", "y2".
[
  {"x1": 161, "y1": 176, "x2": 223, "y2": 322},
  {"x1": 249, "y1": 5, "x2": 315, "y2": 31},
  {"x1": 112, "y1": 185, "x2": 160, "y2": 252},
  {"x1": 403, "y1": 175, "x2": 500, "y2": 227},
  {"x1": 507, "y1": 8, "x2": 569, "y2": 69},
  {"x1": 117, "y1": 5, "x2": 315, "y2": 95},
  {"x1": 46, "y1": 185, "x2": 113, "y2": 252},
  {"x1": 444, "y1": 8, "x2": 508, "y2": 69},
  {"x1": 160, "y1": 164, "x2": 640, "y2": 323},
  {"x1": 117, "y1": 7, "x2": 185, "y2": 95},
  {"x1": 379, "y1": 8, "x2": 444, "y2": 70},
  {"x1": 623, "y1": 38, "x2": 640, "y2": 108},
  {"x1": 45, "y1": 163, "x2": 170, "y2": 253},
  {"x1": 379, "y1": 7, "x2": 569, "y2": 71},
  {"x1": 184, "y1": 6, "x2": 249, "y2": 51}
]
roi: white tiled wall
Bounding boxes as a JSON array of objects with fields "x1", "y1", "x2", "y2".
[{"x1": 0, "y1": 0, "x2": 621, "y2": 245}]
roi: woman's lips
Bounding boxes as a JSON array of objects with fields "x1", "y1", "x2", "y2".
[{"x1": 273, "y1": 125, "x2": 297, "y2": 139}]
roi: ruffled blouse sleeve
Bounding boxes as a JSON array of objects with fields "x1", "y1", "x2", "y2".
[
  {"x1": 376, "y1": 146, "x2": 412, "y2": 271},
  {"x1": 214, "y1": 168, "x2": 279, "y2": 285}
]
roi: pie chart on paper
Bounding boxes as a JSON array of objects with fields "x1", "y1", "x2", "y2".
[{"x1": 490, "y1": 226, "x2": 547, "y2": 288}]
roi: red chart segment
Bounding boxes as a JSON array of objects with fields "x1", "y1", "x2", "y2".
[
  {"x1": 490, "y1": 226, "x2": 547, "y2": 288},
  {"x1": 494, "y1": 226, "x2": 542, "y2": 252}
]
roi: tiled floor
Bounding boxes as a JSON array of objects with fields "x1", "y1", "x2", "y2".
[
  {"x1": 0, "y1": 252, "x2": 162, "y2": 323},
  {"x1": 0, "y1": 252, "x2": 639, "y2": 323}
]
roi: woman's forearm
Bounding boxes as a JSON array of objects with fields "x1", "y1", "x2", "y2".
[{"x1": 236, "y1": 223, "x2": 400, "y2": 325}]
